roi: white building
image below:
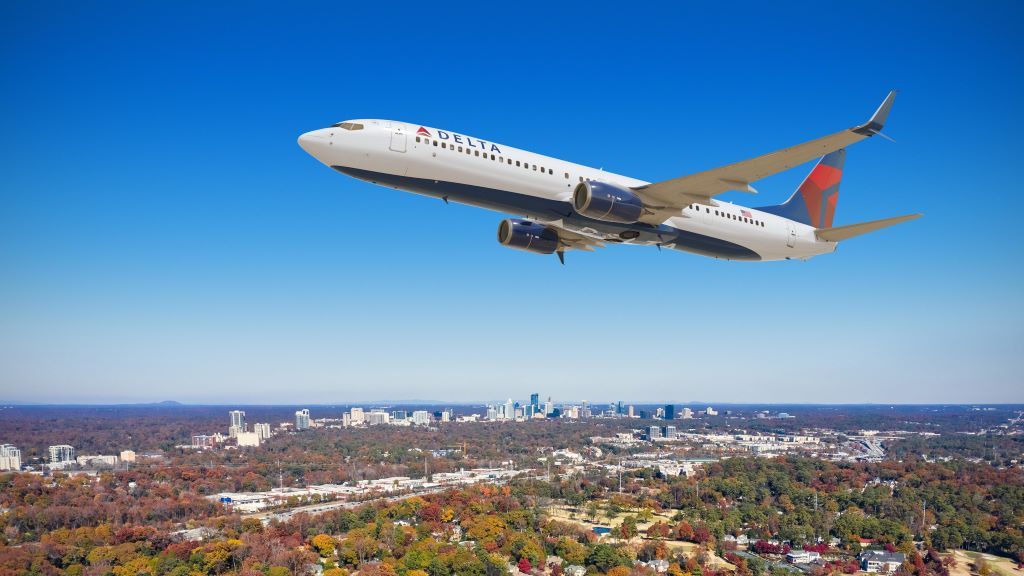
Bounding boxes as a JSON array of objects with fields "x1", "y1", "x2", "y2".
[
  {"x1": 350, "y1": 407, "x2": 365, "y2": 426},
  {"x1": 0, "y1": 444, "x2": 22, "y2": 471},
  {"x1": 859, "y1": 551, "x2": 906, "y2": 574},
  {"x1": 411, "y1": 410, "x2": 431, "y2": 425},
  {"x1": 49, "y1": 444, "x2": 75, "y2": 464},
  {"x1": 254, "y1": 423, "x2": 271, "y2": 440},
  {"x1": 504, "y1": 399, "x2": 514, "y2": 420},
  {"x1": 295, "y1": 409, "x2": 311, "y2": 431},
  {"x1": 120, "y1": 450, "x2": 136, "y2": 463},
  {"x1": 366, "y1": 410, "x2": 390, "y2": 426},
  {"x1": 236, "y1": 432, "x2": 260, "y2": 447},
  {"x1": 705, "y1": 407, "x2": 718, "y2": 416},
  {"x1": 77, "y1": 454, "x2": 119, "y2": 467},
  {"x1": 681, "y1": 408, "x2": 693, "y2": 419}
]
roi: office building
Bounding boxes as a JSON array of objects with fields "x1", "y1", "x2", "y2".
[
  {"x1": 504, "y1": 398, "x2": 514, "y2": 420},
  {"x1": 391, "y1": 410, "x2": 408, "y2": 421},
  {"x1": 236, "y1": 432, "x2": 260, "y2": 447},
  {"x1": 0, "y1": 444, "x2": 21, "y2": 471},
  {"x1": 648, "y1": 426, "x2": 662, "y2": 439},
  {"x1": 120, "y1": 450, "x2": 136, "y2": 464},
  {"x1": 49, "y1": 444, "x2": 75, "y2": 464},
  {"x1": 367, "y1": 410, "x2": 390, "y2": 425},
  {"x1": 662, "y1": 425, "x2": 676, "y2": 438},
  {"x1": 544, "y1": 397, "x2": 553, "y2": 416},
  {"x1": 664, "y1": 404, "x2": 676, "y2": 420},
  {"x1": 530, "y1": 392, "x2": 539, "y2": 409},
  {"x1": 295, "y1": 409, "x2": 311, "y2": 430},
  {"x1": 681, "y1": 408, "x2": 693, "y2": 419},
  {"x1": 254, "y1": 423, "x2": 271, "y2": 440},
  {"x1": 411, "y1": 410, "x2": 430, "y2": 425},
  {"x1": 229, "y1": 410, "x2": 246, "y2": 437},
  {"x1": 706, "y1": 407, "x2": 718, "y2": 416},
  {"x1": 192, "y1": 435, "x2": 218, "y2": 448},
  {"x1": 350, "y1": 407, "x2": 365, "y2": 426}
]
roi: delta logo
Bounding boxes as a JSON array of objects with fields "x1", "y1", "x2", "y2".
[{"x1": 416, "y1": 126, "x2": 502, "y2": 153}]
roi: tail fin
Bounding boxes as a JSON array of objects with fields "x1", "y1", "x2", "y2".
[{"x1": 759, "y1": 149, "x2": 845, "y2": 228}]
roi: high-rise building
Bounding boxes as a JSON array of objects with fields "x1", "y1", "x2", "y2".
[
  {"x1": 664, "y1": 404, "x2": 676, "y2": 420},
  {"x1": 545, "y1": 397, "x2": 554, "y2": 416},
  {"x1": 662, "y1": 425, "x2": 676, "y2": 438},
  {"x1": 530, "y1": 393, "x2": 539, "y2": 409},
  {"x1": 391, "y1": 410, "x2": 408, "y2": 421},
  {"x1": 504, "y1": 399, "x2": 514, "y2": 420},
  {"x1": 627, "y1": 405, "x2": 635, "y2": 418},
  {"x1": 254, "y1": 423, "x2": 272, "y2": 440},
  {"x1": 49, "y1": 445, "x2": 75, "y2": 464},
  {"x1": 705, "y1": 407, "x2": 718, "y2": 416},
  {"x1": 0, "y1": 444, "x2": 21, "y2": 471},
  {"x1": 486, "y1": 406, "x2": 498, "y2": 420},
  {"x1": 229, "y1": 410, "x2": 247, "y2": 437},
  {"x1": 295, "y1": 409, "x2": 311, "y2": 430},
  {"x1": 681, "y1": 407, "x2": 693, "y2": 419},
  {"x1": 648, "y1": 426, "x2": 662, "y2": 439},
  {"x1": 366, "y1": 410, "x2": 390, "y2": 425},
  {"x1": 441, "y1": 409, "x2": 452, "y2": 422},
  {"x1": 350, "y1": 407, "x2": 365, "y2": 426},
  {"x1": 411, "y1": 410, "x2": 430, "y2": 425},
  {"x1": 120, "y1": 450, "x2": 136, "y2": 464}
]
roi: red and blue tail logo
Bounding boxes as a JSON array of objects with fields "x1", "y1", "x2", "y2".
[{"x1": 758, "y1": 149, "x2": 845, "y2": 228}]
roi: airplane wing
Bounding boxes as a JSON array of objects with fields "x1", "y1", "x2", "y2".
[
  {"x1": 556, "y1": 227, "x2": 605, "y2": 252},
  {"x1": 631, "y1": 91, "x2": 897, "y2": 209}
]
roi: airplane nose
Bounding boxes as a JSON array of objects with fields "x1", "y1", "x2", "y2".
[{"x1": 297, "y1": 128, "x2": 331, "y2": 159}]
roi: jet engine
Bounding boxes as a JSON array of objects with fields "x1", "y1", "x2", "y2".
[
  {"x1": 572, "y1": 180, "x2": 644, "y2": 223},
  {"x1": 497, "y1": 218, "x2": 560, "y2": 254}
]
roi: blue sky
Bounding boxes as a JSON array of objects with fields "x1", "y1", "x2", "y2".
[{"x1": 1, "y1": 2, "x2": 1021, "y2": 404}]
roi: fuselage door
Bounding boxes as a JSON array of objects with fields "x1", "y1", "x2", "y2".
[
  {"x1": 786, "y1": 223, "x2": 797, "y2": 248},
  {"x1": 389, "y1": 124, "x2": 407, "y2": 153}
]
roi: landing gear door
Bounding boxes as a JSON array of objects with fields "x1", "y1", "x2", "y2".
[{"x1": 389, "y1": 124, "x2": 407, "y2": 153}]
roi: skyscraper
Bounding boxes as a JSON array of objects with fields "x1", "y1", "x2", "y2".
[
  {"x1": 504, "y1": 398, "x2": 514, "y2": 420},
  {"x1": 254, "y1": 423, "x2": 271, "y2": 440},
  {"x1": 229, "y1": 410, "x2": 247, "y2": 437},
  {"x1": 295, "y1": 409, "x2": 311, "y2": 430},
  {"x1": 530, "y1": 392, "x2": 539, "y2": 409},
  {"x1": 411, "y1": 410, "x2": 430, "y2": 425},
  {"x1": 664, "y1": 404, "x2": 676, "y2": 420},
  {"x1": 350, "y1": 407, "x2": 365, "y2": 426}
]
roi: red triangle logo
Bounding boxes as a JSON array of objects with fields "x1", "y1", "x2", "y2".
[{"x1": 416, "y1": 126, "x2": 431, "y2": 137}]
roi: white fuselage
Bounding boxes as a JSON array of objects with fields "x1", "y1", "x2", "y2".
[{"x1": 298, "y1": 120, "x2": 838, "y2": 261}]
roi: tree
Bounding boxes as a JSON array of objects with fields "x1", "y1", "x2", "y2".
[
  {"x1": 312, "y1": 534, "x2": 336, "y2": 558},
  {"x1": 518, "y1": 558, "x2": 533, "y2": 573}
]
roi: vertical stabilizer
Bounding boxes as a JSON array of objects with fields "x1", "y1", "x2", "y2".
[{"x1": 759, "y1": 149, "x2": 845, "y2": 228}]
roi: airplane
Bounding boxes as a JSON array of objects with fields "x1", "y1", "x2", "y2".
[{"x1": 297, "y1": 91, "x2": 919, "y2": 263}]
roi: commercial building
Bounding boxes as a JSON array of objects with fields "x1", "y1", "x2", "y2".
[
  {"x1": 229, "y1": 410, "x2": 247, "y2": 437},
  {"x1": 236, "y1": 432, "x2": 260, "y2": 447},
  {"x1": 367, "y1": 410, "x2": 390, "y2": 426},
  {"x1": 120, "y1": 450, "x2": 136, "y2": 463},
  {"x1": 350, "y1": 407, "x2": 365, "y2": 426},
  {"x1": 254, "y1": 423, "x2": 271, "y2": 440},
  {"x1": 192, "y1": 434, "x2": 218, "y2": 448},
  {"x1": 295, "y1": 409, "x2": 311, "y2": 431},
  {"x1": 705, "y1": 407, "x2": 718, "y2": 416},
  {"x1": 681, "y1": 408, "x2": 693, "y2": 419},
  {"x1": 76, "y1": 454, "x2": 118, "y2": 468},
  {"x1": 664, "y1": 404, "x2": 676, "y2": 420},
  {"x1": 411, "y1": 410, "x2": 431, "y2": 425},
  {"x1": 49, "y1": 444, "x2": 75, "y2": 464},
  {"x1": 0, "y1": 444, "x2": 21, "y2": 471}
]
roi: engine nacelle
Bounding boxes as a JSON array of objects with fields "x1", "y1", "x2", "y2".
[
  {"x1": 497, "y1": 219, "x2": 560, "y2": 254},
  {"x1": 573, "y1": 180, "x2": 644, "y2": 223}
]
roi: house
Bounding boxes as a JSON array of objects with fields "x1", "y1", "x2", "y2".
[
  {"x1": 859, "y1": 551, "x2": 906, "y2": 574},
  {"x1": 786, "y1": 551, "x2": 821, "y2": 564},
  {"x1": 565, "y1": 565, "x2": 586, "y2": 576},
  {"x1": 647, "y1": 559, "x2": 670, "y2": 573}
]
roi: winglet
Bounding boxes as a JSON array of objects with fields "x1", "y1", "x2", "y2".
[{"x1": 853, "y1": 90, "x2": 897, "y2": 137}]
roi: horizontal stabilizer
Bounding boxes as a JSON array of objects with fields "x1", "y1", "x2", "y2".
[{"x1": 815, "y1": 213, "x2": 921, "y2": 242}]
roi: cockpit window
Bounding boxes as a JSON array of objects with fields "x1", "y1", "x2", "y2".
[{"x1": 331, "y1": 122, "x2": 364, "y2": 130}]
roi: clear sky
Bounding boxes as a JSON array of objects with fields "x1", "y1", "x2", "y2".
[{"x1": 1, "y1": 2, "x2": 1021, "y2": 404}]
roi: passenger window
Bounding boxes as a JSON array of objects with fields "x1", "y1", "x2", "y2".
[
  {"x1": 516, "y1": 161, "x2": 521, "y2": 167},
  {"x1": 532, "y1": 165, "x2": 537, "y2": 171},
  {"x1": 474, "y1": 150, "x2": 479, "y2": 156},
  {"x1": 433, "y1": 140, "x2": 438, "y2": 147},
  {"x1": 416, "y1": 136, "x2": 421, "y2": 143},
  {"x1": 564, "y1": 172, "x2": 569, "y2": 179},
  {"x1": 458, "y1": 146, "x2": 463, "y2": 152},
  {"x1": 491, "y1": 154, "x2": 495, "y2": 160}
]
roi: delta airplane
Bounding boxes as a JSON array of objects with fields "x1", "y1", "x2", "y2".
[{"x1": 298, "y1": 91, "x2": 919, "y2": 263}]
